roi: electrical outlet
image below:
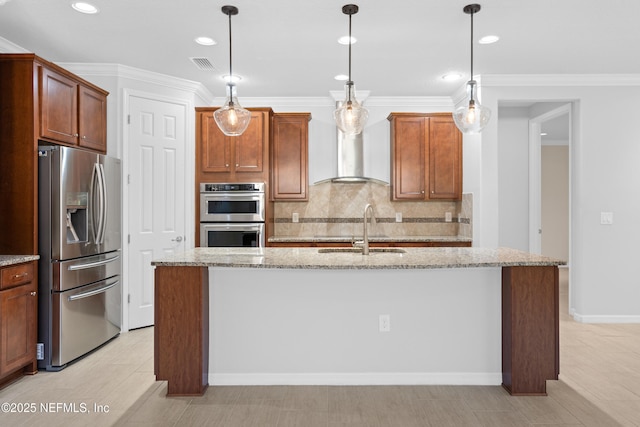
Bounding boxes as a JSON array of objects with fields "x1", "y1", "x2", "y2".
[
  {"x1": 292, "y1": 213, "x2": 299, "y2": 223},
  {"x1": 395, "y1": 212, "x2": 402, "y2": 222},
  {"x1": 379, "y1": 314, "x2": 390, "y2": 332},
  {"x1": 445, "y1": 212, "x2": 452, "y2": 222},
  {"x1": 600, "y1": 212, "x2": 613, "y2": 225}
]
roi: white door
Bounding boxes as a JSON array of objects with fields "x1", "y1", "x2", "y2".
[{"x1": 128, "y1": 95, "x2": 186, "y2": 329}]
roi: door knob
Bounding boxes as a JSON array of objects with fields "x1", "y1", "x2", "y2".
[{"x1": 171, "y1": 236, "x2": 183, "y2": 242}]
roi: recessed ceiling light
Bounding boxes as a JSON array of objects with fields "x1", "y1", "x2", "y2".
[
  {"x1": 479, "y1": 35, "x2": 499, "y2": 44},
  {"x1": 222, "y1": 75, "x2": 242, "y2": 83},
  {"x1": 195, "y1": 36, "x2": 216, "y2": 46},
  {"x1": 71, "y1": 2, "x2": 99, "y2": 14},
  {"x1": 337, "y1": 36, "x2": 357, "y2": 45},
  {"x1": 442, "y1": 72, "x2": 463, "y2": 81},
  {"x1": 334, "y1": 74, "x2": 349, "y2": 81}
]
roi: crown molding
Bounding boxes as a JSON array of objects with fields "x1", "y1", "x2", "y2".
[
  {"x1": 0, "y1": 35, "x2": 29, "y2": 53},
  {"x1": 227, "y1": 97, "x2": 336, "y2": 109},
  {"x1": 57, "y1": 62, "x2": 215, "y2": 102},
  {"x1": 364, "y1": 96, "x2": 453, "y2": 109},
  {"x1": 481, "y1": 74, "x2": 640, "y2": 87}
]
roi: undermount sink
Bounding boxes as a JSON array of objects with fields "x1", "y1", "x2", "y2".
[{"x1": 317, "y1": 248, "x2": 406, "y2": 254}]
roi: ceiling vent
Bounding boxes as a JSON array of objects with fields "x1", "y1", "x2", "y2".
[{"x1": 189, "y1": 57, "x2": 216, "y2": 71}]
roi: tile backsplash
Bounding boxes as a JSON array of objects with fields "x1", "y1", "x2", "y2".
[{"x1": 273, "y1": 181, "x2": 472, "y2": 238}]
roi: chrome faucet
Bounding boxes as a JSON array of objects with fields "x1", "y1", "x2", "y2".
[{"x1": 353, "y1": 203, "x2": 375, "y2": 255}]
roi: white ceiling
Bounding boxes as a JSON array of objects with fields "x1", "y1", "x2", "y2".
[{"x1": 1, "y1": 0, "x2": 639, "y2": 98}]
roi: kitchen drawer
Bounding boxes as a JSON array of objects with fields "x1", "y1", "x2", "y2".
[{"x1": 1, "y1": 263, "x2": 34, "y2": 290}]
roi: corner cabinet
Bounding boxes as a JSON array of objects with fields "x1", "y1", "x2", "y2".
[
  {"x1": 0, "y1": 54, "x2": 109, "y2": 255},
  {"x1": 0, "y1": 261, "x2": 37, "y2": 386},
  {"x1": 196, "y1": 108, "x2": 272, "y2": 182},
  {"x1": 270, "y1": 113, "x2": 311, "y2": 201},
  {"x1": 388, "y1": 113, "x2": 462, "y2": 201},
  {"x1": 40, "y1": 64, "x2": 108, "y2": 152}
]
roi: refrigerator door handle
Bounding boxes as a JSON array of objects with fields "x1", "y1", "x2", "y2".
[
  {"x1": 67, "y1": 254, "x2": 121, "y2": 271},
  {"x1": 96, "y1": 163, "x2": 107, "y2": 244},
  {"x1": 67, "y1": 279, "x2": 119, "y2": 302},
  {"x1": 90, "y1": 162, "x2": 99, "y2": 243}
]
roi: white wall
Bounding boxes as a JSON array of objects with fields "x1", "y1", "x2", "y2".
[
  {"x1": 479, "y1": 78, "x2": 640, "y2": 322},
  {"x1": 209, "y1": 267, "x2": 502, "y2": 385},
  {"x1": 497, "y1": 107, "x2": 530, "y2": 251}
]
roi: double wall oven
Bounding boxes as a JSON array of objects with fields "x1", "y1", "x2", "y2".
[{"x1": 199, "y1": 182, "x2": 265, "y2": 247}]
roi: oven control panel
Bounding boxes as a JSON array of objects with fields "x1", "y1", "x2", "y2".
[{"x1": 200, "y1": 182, "x2": 264, "y2": 193}]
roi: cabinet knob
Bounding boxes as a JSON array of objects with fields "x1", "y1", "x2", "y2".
[
  {"x1": 74, "y1": 133, "x2": 79, "y2": 137},
  {"x1": 225, "y1": 164, "x2": 229, "y2": 167},
  {"x1": 30, "y1": 292, "x2": 36, "y2": 296},
  {"x1": 421, "y1": 190, "x2": 425, "y2": 194},
  {"x1": 236, "y1": 164, "x2": 239, "y2": 167},
  {"x1": 82, "y1": 135, "x2": 87, "y2": 139},
  {"x1": 431, "y1": 190, "x2": 434, "y2": 194}
]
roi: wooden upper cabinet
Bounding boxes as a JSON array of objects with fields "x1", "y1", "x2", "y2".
[
  {"x1": 235, "y1": 111, "x2": 264, "y2": 173},
  {"x1": 196, "y1": 107, "x2": 271, "y2": 183},
  {"x1": 200, "y1": 113, "x2": 232, "y2": 172},
  {"x1": 39, "y1": 65, "x2": 108, "y2": 153},
  {"x1": 40, "y1": 67, "x2": 78, "y2": 145},
  {"x1": 429, "y1": 116, "x2": 462, "y2": 200},
  {"x1": 78, "y1": 85, "x2": 107, "y2": 152},
  {"x1": 388, "y1": 113, "x2": 462, "y2": 201},
  {"x1": 271, "y1": 113, "x2": 310, "y2": 201},
  {"x1": 389, "y1": 115, "x2": 426, "y2": 200}
]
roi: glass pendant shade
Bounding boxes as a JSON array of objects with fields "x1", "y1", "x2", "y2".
[
  {"x1": 454, "y1": 4, "x2": 491, "y2": 134},
  {"x1": 214, "y1": 84, "x2": 251, "y2": 136},
  {"x1": 453, "y1": 81, "x2": 491, "y2": 134},
  {"x1": 334, "y1": 82, "x2": 369, "y2": 135}
]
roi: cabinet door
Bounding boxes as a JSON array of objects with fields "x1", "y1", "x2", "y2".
[
  {"x1": 234, "y1": 111, "x2": 264, "y2": 173},
  {"x1": 0, "y1": 282, "x2": 36, "y2": 376},
  {"x1": 40, "y1": 67, "x2": 78, "y2": 145},
  {"x1": 271, "y1": 113, "x2": 310, "y2": 200},
  {"x1": 429, "y1": 116, "x2": 462, "y2": 200},
  {"x1": 391, "y1": 116, "x2": 426, "y2": 200},
  {"x1": 200, "y1": 113, "x2": 232, "y2": 173},
  {"x1": 78, "y1": 84, "x2": 107, "y2": 153}
]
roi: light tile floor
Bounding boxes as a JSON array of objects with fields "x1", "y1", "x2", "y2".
[{"x1": 0, "y1": 268, "x2": 639, "y2": 426}]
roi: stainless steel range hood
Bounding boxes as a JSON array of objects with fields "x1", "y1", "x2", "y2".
[{"x1": 315, "y1": 99, "x2": 388, "y2": 185}]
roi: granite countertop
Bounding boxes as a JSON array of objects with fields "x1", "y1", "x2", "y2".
[
  {"x1": 152, "y1": 247, "x2": 565, "y2": 270},
  {"x1": 268, "y1": 235, "x2": 472, "y2": 243},
  {"x1": 0, "y1": 255, "x2": 40, "y2": 267}
]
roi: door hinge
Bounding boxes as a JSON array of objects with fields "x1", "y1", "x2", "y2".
[
  {"x1": 128, "y1": 234, "x2": 131, "y2": 244},
  {"x1": 127, "y1": 174, "x2": 131, "y2": 184},
  {"x1": 127, "y1": 294, "x2": 131, "y2": 304},
  {"x1": 127, "y1": 114, "x2": 131, "y2": 124}
]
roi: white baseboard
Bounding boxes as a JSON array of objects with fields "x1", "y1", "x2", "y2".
[
  {"x1": 209, "y1": 372, "x2": 502, "y2": 386},
  {"x1": 572, "y1": 313, "x2": 640, "y2": 323}
]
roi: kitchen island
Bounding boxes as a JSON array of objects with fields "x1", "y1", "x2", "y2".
[{"x1": 152, "y1": 247, "x2": 563, "y2": 397}]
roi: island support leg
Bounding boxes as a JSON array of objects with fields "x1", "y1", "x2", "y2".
[
  {"x1": 154, "y1": 266, "x2": 209, "y2": 396},
  {"x1": 502, "y1": 266, "x2": 559, "y2": 395}
]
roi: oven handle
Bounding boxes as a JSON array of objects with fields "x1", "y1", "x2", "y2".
[{"x1": 68, "y1": 279, "x2": 119, "y2": 302}]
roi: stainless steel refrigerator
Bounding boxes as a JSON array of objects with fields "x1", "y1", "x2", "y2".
[{"x1": 37, "y1": 145, "x2": 122, "y2": 371}]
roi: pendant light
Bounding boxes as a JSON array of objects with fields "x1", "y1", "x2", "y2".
[
  {"x1": 334, "y1": 4, "x2": 369, "y2": 135},
  {"x1": 214, "y1": 5, "x2": 251, "y2": 136},
  {"x1": 453, "y1": 4, "x2": 491, "y2": 134}
]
